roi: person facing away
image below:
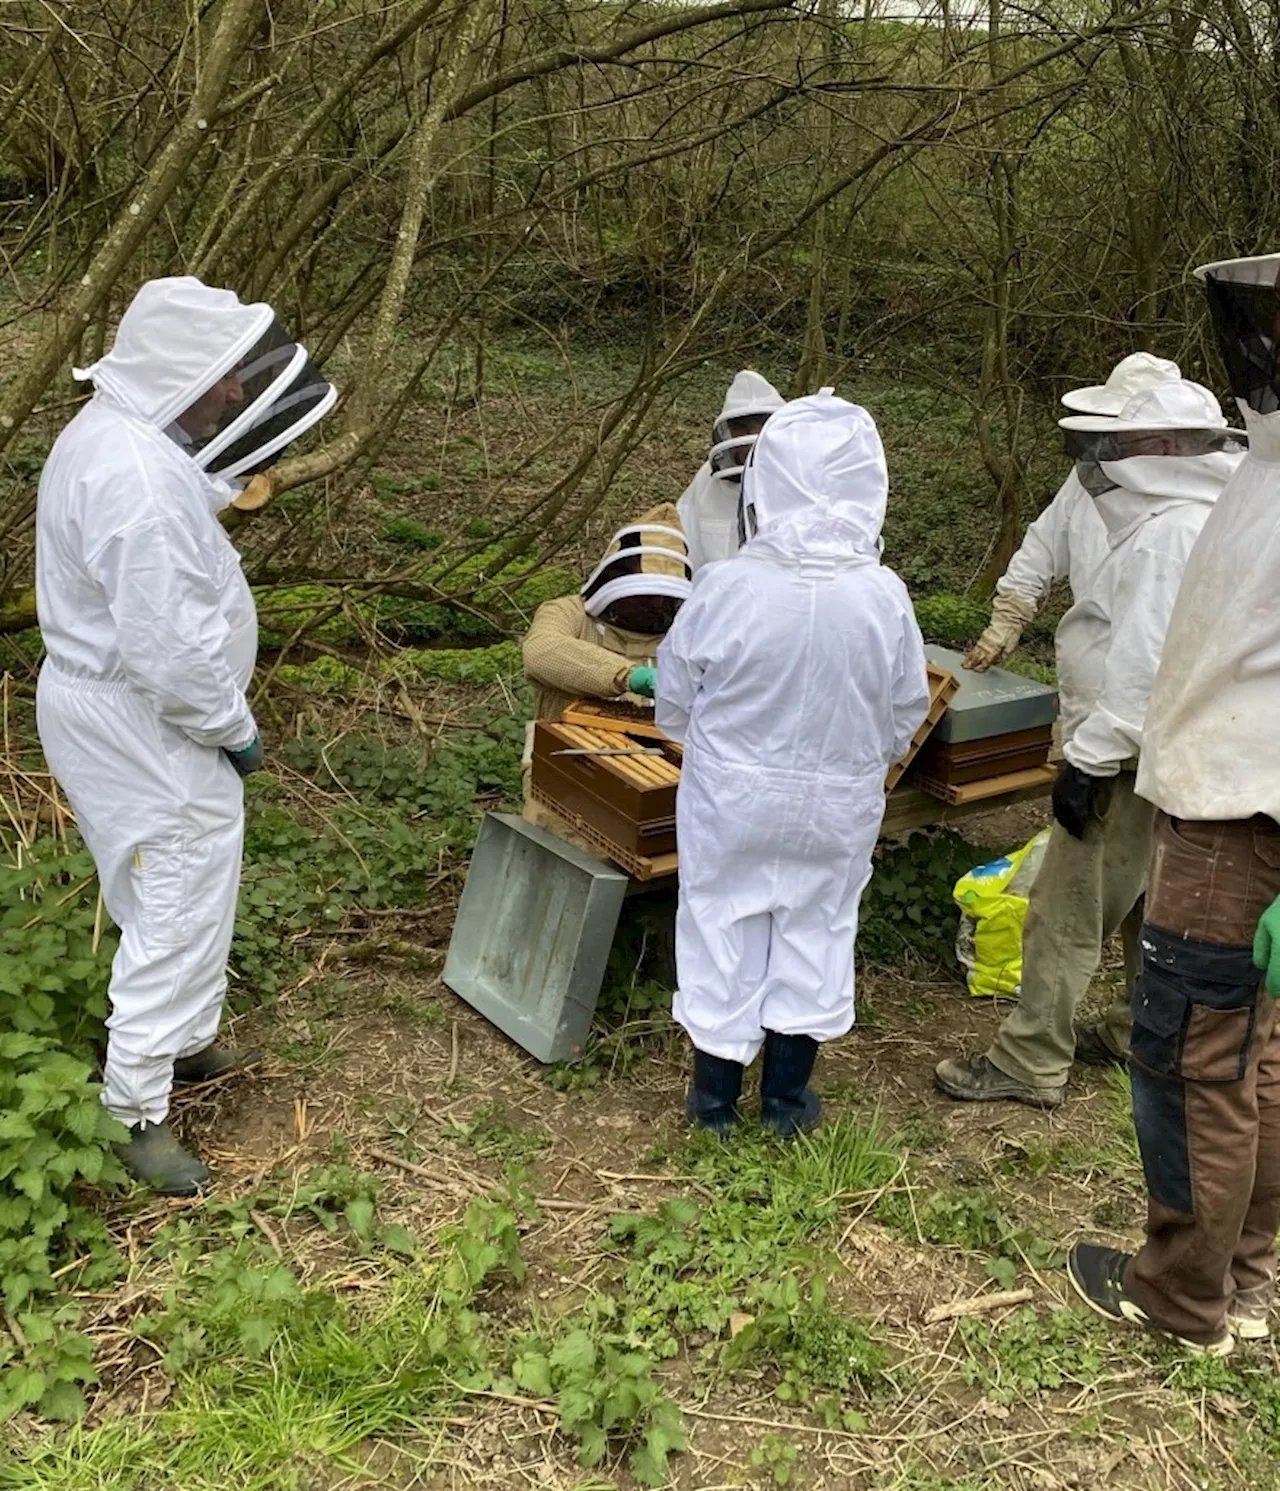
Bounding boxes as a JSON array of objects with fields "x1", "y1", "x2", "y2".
[
  {"x1": 656, "y1": 390, "x2": 930, "y2": 1138},
  {"x1": 935, "y1": 379, "x2": 1244, "y2": 1111},
  {"x1": 36, "y1": 275, "x2": 337, "y2": 1196},
  {"x1": 965, "y1": 351, "x2": 1181, "y2": 673},
  {"x1": 1066, "y1": 252, "x2": 1280, "y2": 1357},
  {"x1": 676, "y1": 369, "x2": 785, "y2": 571}
]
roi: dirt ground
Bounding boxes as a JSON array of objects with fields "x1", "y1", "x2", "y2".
[{"x1": 53, "y1": 792, "x2": 1257, "y2": 1491}]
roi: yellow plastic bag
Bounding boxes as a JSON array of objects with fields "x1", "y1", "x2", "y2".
[{"x1": 953, "y1": 830, "x2": 1050, "y2": 998}]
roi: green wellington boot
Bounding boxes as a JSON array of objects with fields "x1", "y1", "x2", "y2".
[
  {"x1": 112, "y1": 1120, "x2": 211, "y2": 1196},
  {"x1": 173, "y1": 1044, "x2": 264, "y2": 1086}
]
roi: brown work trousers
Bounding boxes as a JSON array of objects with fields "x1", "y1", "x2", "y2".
[{"x1": 1125, "y1": 812, "x2": 1280, "y2": 1346}]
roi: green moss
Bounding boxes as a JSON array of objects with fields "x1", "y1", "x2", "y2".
[
  {"x1": 273, "y1": 643, "x2": 523, "y2": 695},
  {"x1": 382, "y1": 517, "x2": 445, "y2": 550},
  {"x1": 913, "y1": 592, "x2": 991, "y2": 646},
  {"x1": 385, "y1": 642, "x2": 523, "y2": 685}
]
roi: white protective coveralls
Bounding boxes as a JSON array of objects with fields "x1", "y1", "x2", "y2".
[
  {"x1": 676, "y1": 370, "x2": 785, "y2": 571},
  {"x1": 1056, "y1": 381, "x2": 1243, "y2": 776},
  {"x1": 1000, "y1": 355, "x2": 1185, "y2": 609},
  {"x1": 657, "y1": 392, "x2": 930, "y2": 1066},
  {"x1": 1138, "y1": 265, "x2": 1280, "y2": 820},
  {"x1": 995, "y1": 471, "x2": 1108, "y2": 614},
  {"x1": 36, "y1": 279, "x2": 269, "y2": 1127}
]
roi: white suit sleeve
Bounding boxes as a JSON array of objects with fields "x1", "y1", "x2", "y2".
[
  {"x1": 1064, "y1": 538, "x2": 1193, "y2": 777},
  {"x1": 890, "y1": 610, "x2": 931, "y2": 763},
  {"x1": 88, "y1": 516, "x2": 256, "y2": 750},
  {"x1": 655, "y1": 584, "x2": 713, "y2": 743},
  {"x1": 995, "y1": 479, "x2": 1074, "y2": 604},
  {"x1": 676, "y1": 469, "x2": 708, "y2": 573}
]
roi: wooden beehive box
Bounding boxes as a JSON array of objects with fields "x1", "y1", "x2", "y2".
[
  {"x1": 530, "y1": 721, "x2": 681, "y2": 861},
  {"x1": 913, "y1": 724, "x2": 1054, "y2": 789},
  {"x1": 560, "y1": 698, "x2": 668, "y2": 741},
  {"x1": 885, "y1": 662, "x2": 959, "y2": 792}
]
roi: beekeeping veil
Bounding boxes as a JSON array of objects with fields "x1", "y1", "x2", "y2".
[
  {"x1": 708, "y1": 370, "x2": 786, "y2": 484},
  {"x1": 1059, "y1": 380, "x2": 1245, "y2": 514},
  {"x1": 1061, "y1": 353, "x2": 1184, "y2": 496},
  {"x1": 74, "y1": 276, "x2": 337, "y2": 481},
  {"x1": 738, "y1": 389, "x2": 887, "y2": 564},
  {"x1": 581, "y1": 503, "x2": 692, "y2": 619},
  {"x1": 1194, "y1": 253, "x2": 1280, "y2": 419}
]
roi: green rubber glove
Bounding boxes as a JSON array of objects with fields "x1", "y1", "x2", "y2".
[
  {"x1": 627, "y1": 665, "x2": 656, "y2": 698},
  {"x1": 1254, "y1": 896, "x2": 1280, "y2": 997},
  {"x1": 223, "y1": 734, "x2": 264, "y2": 778}
]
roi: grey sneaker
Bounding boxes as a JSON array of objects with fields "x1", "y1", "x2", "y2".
[
  {"x1": 1227, "y1": 1285, "x2": 1272, "y2": 1341},
  {"x1": 1228, "y1": 1308, "x2": 1271, "y2": 1342},
  {"x1": 934, "y1": 1054, "x2": 1065, "y2": 1110},
  {"x1": 1067, "y1": 1243, "x2": 1233, "y2": 1357},
  {"x1": 1074, "y1": 1025, "x2": 1127, "y2": 1070},
  {"x1": 112, "y1": 1120, "x2": 211, "y2": 1196},
  {"x1": 173, "y1": 1044, "x2": 264, "y2": 1086}
]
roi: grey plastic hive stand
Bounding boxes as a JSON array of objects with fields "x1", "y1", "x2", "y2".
[{"x1": 444, "y1": 813, "x2": 629, "y2": 1063}]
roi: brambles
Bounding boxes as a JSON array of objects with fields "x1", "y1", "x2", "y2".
[
  {"x1": 0, "y1": 838, "x2": 127, "y2": 1422},
  {"x1": 860, "y1": 833, "x2": 989, "y2": 966}
]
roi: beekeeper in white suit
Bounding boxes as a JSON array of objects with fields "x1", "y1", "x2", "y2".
[
  {"x1": 937, "y1": 379, "x2": 1244, "y2": 1109},
  {"x1": 966, "y1": 353, "x2": 1182, "y2": 671},
  {"x1": 36, "y1": 276, "x2": 336, "y2": 1195},
  {"x1": 657, "y1": 391, "x2": 930, "y2": 1136},
  {"x1": 676, "y1": 369, "x2": 785, "y2": 570}
]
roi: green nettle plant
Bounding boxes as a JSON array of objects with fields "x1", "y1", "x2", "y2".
[{"x1": 0, "y1": 837, "x2": 127, "y2": 1420}]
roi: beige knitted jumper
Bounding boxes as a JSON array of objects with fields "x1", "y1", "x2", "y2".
[{"x1": 520, "y1": 595, "x2": 664, "y2": 847}]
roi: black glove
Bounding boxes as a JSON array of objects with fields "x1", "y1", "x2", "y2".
[
  {"x1": 1052, "y1": 762, "x2": 1104, "y2": 840},
  {"x1": 223, "y1": 734, "x2": 264, "y2": 778}
]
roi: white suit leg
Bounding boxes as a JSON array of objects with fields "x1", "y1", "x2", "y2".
[
  {"x1": 759, "y1": 834, "x2": 876, "y2": 1042},
  {"x1": 37, "y1": 670, "x2": 244, "y2": 1126},
  {"x1": 672, "y1": 761, "x2": 776, "y2": 1065},
  {"x1": 674, "y1": 899, "x2": 772, "y2": 1066}
]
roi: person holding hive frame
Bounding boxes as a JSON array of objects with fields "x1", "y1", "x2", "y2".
[{"x1": 520, "y1": 504, "x2": 691, "y2": 839}]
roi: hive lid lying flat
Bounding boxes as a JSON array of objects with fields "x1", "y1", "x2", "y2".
[{"x1": 924, "y1": 644, "x2": 1058, "y2": 743}]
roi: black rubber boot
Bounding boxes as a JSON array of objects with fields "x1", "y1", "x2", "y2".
[
  {"x1": 173, "y1": 1044, "x2": 264, "y2": 1086},
  {"x1": 760, "y1": 1031, "x2": 822, "y2": 1138},
  {"x1": 112, "y1": 1120, "x2": 211, "y2": 1196},
  {"x1": 685, "y1": 1049, "x2": 744, "y2": 1135}
]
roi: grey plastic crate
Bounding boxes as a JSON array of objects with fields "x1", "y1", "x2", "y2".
[
  {"x1": 924, "y1": 644, "x2": 1058, "y2": 743},
  {"x1": 443, "y1": 813, "x2": 629, "y2": 1063}
]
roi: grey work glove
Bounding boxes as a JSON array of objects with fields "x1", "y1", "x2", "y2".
[{"x1": 964, "y1": 591, "x2": 1038, "y2": 672}]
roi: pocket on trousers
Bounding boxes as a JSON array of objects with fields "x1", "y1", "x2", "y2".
[
  {"x1": 130, "y1": 838, "x2": 192, "y2": 952},
  {"x1": 1131, "y1": 928, "x2": 1259, "y2": 1084}
]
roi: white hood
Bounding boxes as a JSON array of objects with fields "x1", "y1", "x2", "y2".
[
  {"x1": 74, "y1": 276, "x2": 273, "y2": 432},
  {"x1": 719, "y1": 369, "x2": 785, "y2": 423},
  {"x1": 741, "y1": 390, "x2": 887, "y2": 564}
]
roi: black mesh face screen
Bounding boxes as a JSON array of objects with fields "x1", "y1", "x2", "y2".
[
  {"x1": 1063, "y1": 426, "x2": 1244, "y2": 464},
  {"x1": 211, "y1": 356, "x2": 333, "y2": 476},
  {"x1": 1203, "y1": 270, "x2": 1280, "y2": 414}
]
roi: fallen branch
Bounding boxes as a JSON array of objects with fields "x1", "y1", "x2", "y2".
[{"x1": 923, "y1": 1287, "x2": 1033, "y2": 1325}]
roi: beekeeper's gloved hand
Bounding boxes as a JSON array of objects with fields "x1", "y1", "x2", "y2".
[
  {"x1": 223, "y1": 734, "x2": 264, "y2": 777},
  {"x1": 1052, "y1": 762, "x2": 1104, "y2": 840},
  {"x1": 963, "y1": 591, "x2": 1037, "y2": 673},
  {"x1": 1254, "y1": 897, "x2": 1280, "y2": 997},
  {"x1": 627, "y1": 666, "x2": 656, "y2": 699}
]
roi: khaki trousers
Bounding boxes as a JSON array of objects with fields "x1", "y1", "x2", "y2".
[{"x1": 987, "y1": 771, "x2": 1154, "y2": 1090}]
